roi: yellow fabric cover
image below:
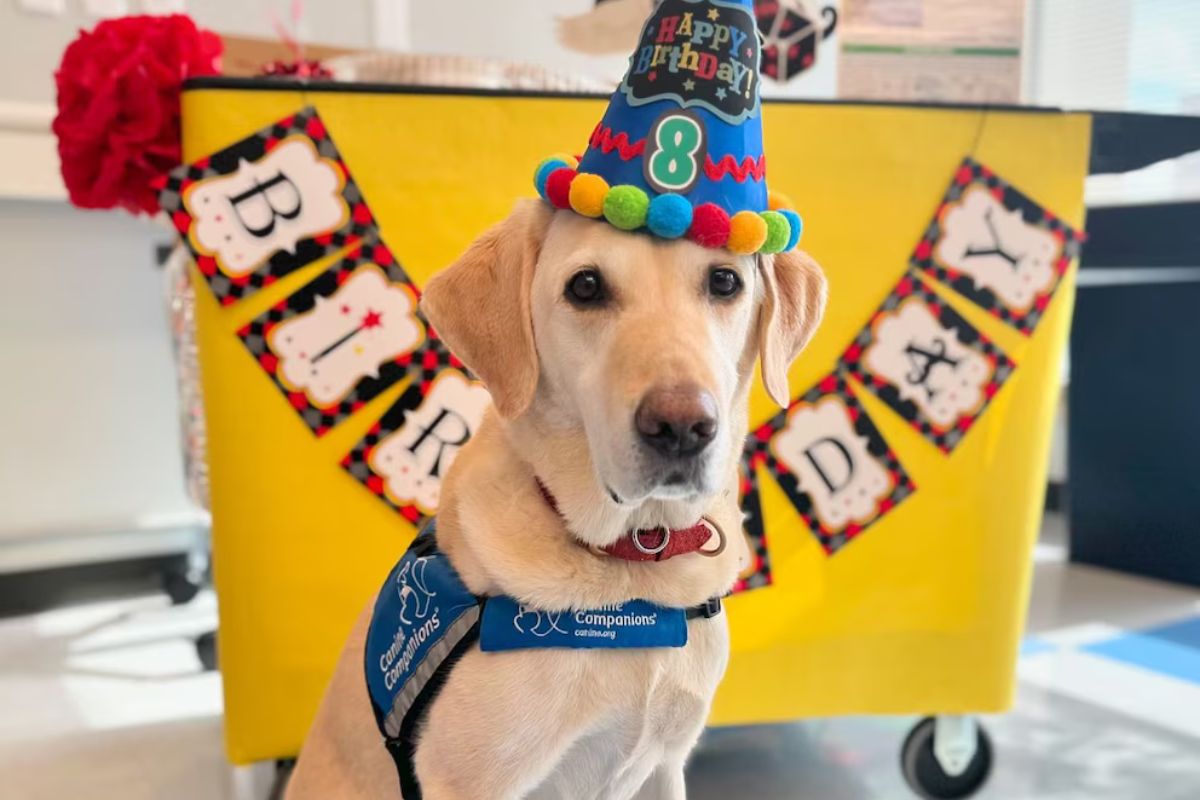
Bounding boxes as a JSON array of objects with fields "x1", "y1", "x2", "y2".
[{"x1": 182, "y1": 87, "x2": 1090, "y2": 763}]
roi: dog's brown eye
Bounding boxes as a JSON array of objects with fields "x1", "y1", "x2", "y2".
[
  {"x1": 708, "y1": 268, "x2": 742, "y2": 299},
  {"x1": 565, "y1": 269, "x2": 607, "y2": 307}
]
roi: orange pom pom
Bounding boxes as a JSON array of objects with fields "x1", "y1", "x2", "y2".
[
  {"x1": 569, "y1": 173, "x2": 609, "y2": 218},
  {"x1": 767, "y1": 190, "x2": 794, "y2": 211},
  {"x1": 727, "y1": 210, "x2": 768, "y2": 254}
]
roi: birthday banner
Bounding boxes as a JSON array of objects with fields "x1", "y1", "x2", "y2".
[
  {"x1": 839, "y1": 272, "x2": 1015, "y2": 454},
  {"x1": 744, "y1": 373, "x2": 916, "y2": 559},
  {"x1": 236, "y1": 239, "x2": 427, "y2": 435},
  {"x1": 910, "y1": 158, "x2": 1083, "y2": 336},
  {"x1": 732, "y1": 156, "x2": 1081, "y2": 588},
  {"x1": 164, "y1": 108, "x2": 1082, "y2": 593},
  {"x1": 341, "y1": 363, "x2": 487, "y2": 524},
  {"x1": 160, "y1": 108, "x2": 377, "y2": 305},
  {"x1": 734, "y1": 453, "x2": 771, "y2": 592},
  {"x1": 161, "y1": 107, "x2": 484, "y2": 527}
]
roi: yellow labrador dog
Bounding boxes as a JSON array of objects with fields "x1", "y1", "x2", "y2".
[{"x1": 287, "y1": 199, "x2": 826, "y2": 800}]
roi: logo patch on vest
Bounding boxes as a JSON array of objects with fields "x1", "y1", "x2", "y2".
[
  {"x1": 364, "y1": 540, "x2": 480, "y2": 738},
  {"x1": 622, "y1": 0, "x2": 761, "y2": 125},
  {"x1": 479, "y1": 597, "x2": 689, "y2": 652}
]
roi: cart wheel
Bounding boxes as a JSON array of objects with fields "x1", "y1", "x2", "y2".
[
  {"x1": 196, "y1": 631, "x2": 218, "y2": 672},
  {"x1": 901, "y1": 716, "x2": 992, "y2": 799}
]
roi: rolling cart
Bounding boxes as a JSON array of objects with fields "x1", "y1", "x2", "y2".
[{"x1": 179, "y1": 80, "x2": 1094, "y2": 797}]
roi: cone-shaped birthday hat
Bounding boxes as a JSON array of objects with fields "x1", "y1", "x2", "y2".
[{"x1": 535, "y1": 0, "x2": 802, "y2": 254}]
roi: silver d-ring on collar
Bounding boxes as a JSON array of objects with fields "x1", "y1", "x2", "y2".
[
  {"x1": 698, "y1": 517, "x2": 728, "y2": 557},
  {"x1": 631, "y1": 527, "x2": 671, "y2": 555}
]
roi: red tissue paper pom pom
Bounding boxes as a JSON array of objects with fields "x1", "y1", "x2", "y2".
[
  {"x1": 546, "y1": 168, "x2": 577, "y2": 210},
  {"x1": 688, "y1": 203, "x2": 731, "y2": 248},
  {"x1": 53, "y1": 14, "x2": 223, "y2": 216}
]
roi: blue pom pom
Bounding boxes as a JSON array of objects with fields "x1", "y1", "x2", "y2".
[
  {"x1": 779, "y1": 209, "x2": 803, "y2": 250},
  {"x1": 646, "y1": 193, "x2": 694, "y2": 239},
  {"x1": 534, "y1": 159, "x2": 569, "y2": 199}
]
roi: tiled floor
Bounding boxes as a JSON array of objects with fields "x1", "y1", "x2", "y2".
[{"x1": 2, "y1": 517, "x2": 1199, "y2": 800}]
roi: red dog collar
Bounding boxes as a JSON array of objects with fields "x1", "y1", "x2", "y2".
[{"x1": 536, "y1": 480, "x2": 726, "y2": 563}]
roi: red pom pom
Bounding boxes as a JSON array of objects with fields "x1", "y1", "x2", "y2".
[
  {"x1": 688, "y1": 203, "x2": 731, "y2": 248},
  {"x1": 52, "y1": 14, "x2": 223, "y2": 216},
  {"x1": 546, "y1": 168, "x2": 577, "y2": 209}
]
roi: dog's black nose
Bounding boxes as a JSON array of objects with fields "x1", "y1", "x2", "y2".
[{"x1": 635, "y1": 385, "x2": 718, "y2": 458}]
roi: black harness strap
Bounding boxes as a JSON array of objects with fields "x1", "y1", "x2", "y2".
[
  {"x1": 686, "y1": 597, "x2": 723, "y2": 620},
  {"x1": 385, "y1": 615, "x2": 482, "y2": 800}
]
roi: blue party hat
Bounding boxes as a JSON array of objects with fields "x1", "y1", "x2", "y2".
[{"x1": 535, "y1": 0, "x2": 802, "y2": 254}]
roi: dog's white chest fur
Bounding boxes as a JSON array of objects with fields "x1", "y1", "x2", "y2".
[
  {"x1": 535, "y1": 621, "x2": 729, "y2": 800},
  {"x1": 416, "y1": 615, "x2": 730, "y2": 800}
]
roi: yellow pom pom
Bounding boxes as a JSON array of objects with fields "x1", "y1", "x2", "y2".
[
  {"x1": 569, "y1": 173, "x2": 609, "y2": 218},
  {"x1": 552, "y1": 152, "x2": 580, "y2": 170},
  {"x1": 767, "y1": 190, "x2": 794, "y2": 211},
  {"x1": 727, "y1": 210, "x2": 768, "y2": 254}
]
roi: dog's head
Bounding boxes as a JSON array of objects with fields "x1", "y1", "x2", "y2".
[{"x1": 422, "y1": 200, "x2": 825, "y2": 510}]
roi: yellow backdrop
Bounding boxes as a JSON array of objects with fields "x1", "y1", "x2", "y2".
[{"x1": 181, "y1": 85, "x2": 1090, "y2": 764}]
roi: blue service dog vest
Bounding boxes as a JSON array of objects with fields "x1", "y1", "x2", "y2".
[{"x1": 363, "y1": 524, "x2": 720, "y2": 798}]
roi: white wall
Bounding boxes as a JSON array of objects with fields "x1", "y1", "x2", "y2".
[
  {"x1": 1028, "y1": 0, "x2": 1200, "y2": 203},
  {"x1": 1026, "y1": 0, "x2": 1134, "y2": 111},
  {"x1": 409, "y1": 0, "x2": 632, "y2": 86},
  {"x1": 1025, "y1": 0, "x2": 1200, "y2": 114},
  {"x1": 0, "y1": 199, "x2": 191, "y2": 539},
  {"x1": 0, "y1": 0, "x2": 375, "y2": 104},
  {"x1": 408, "y1": 0, "x2": 839, "y2": 97}
]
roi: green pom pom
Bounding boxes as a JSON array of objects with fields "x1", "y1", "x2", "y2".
[
  {"x1": 603, "y1": 185, "x2": 650, "y2": 231},
  {"x1": 760, "y1": 211, "x2": 790, "y2": 254}
]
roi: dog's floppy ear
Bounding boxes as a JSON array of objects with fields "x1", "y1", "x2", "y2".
[
  {"x1": 421, "y1": 200, "x2": 554, "y2": 419},
  {"x1": 756, "y1": 249, "x2": 828, "y2": 407}
]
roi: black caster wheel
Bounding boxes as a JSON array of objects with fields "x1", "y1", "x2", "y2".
[
  {"x1": 196, "y1": 630, "x2": 218, "y2": 672},
  {"x1": 901, "y1": 717, "x2": 992, "y2": 799},
  {"x1": 162, "y1": 568, "x2": 202, "y2": 605}
]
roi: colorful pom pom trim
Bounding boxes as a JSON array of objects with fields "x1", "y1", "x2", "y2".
[
  {"x1": 647, "y1": 193, "x2": 693, "y2": 238},
  {"x1": 535, "y1": 166, "x2": 803, "y2": 254}
]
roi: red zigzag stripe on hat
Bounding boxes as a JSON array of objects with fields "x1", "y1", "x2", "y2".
[
  {"x1": 705, "y1": 154, "x2": 766, "y2": 182},
  {"x1": 589, "y1": 124, "x2": 646, "y2": 161}
]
